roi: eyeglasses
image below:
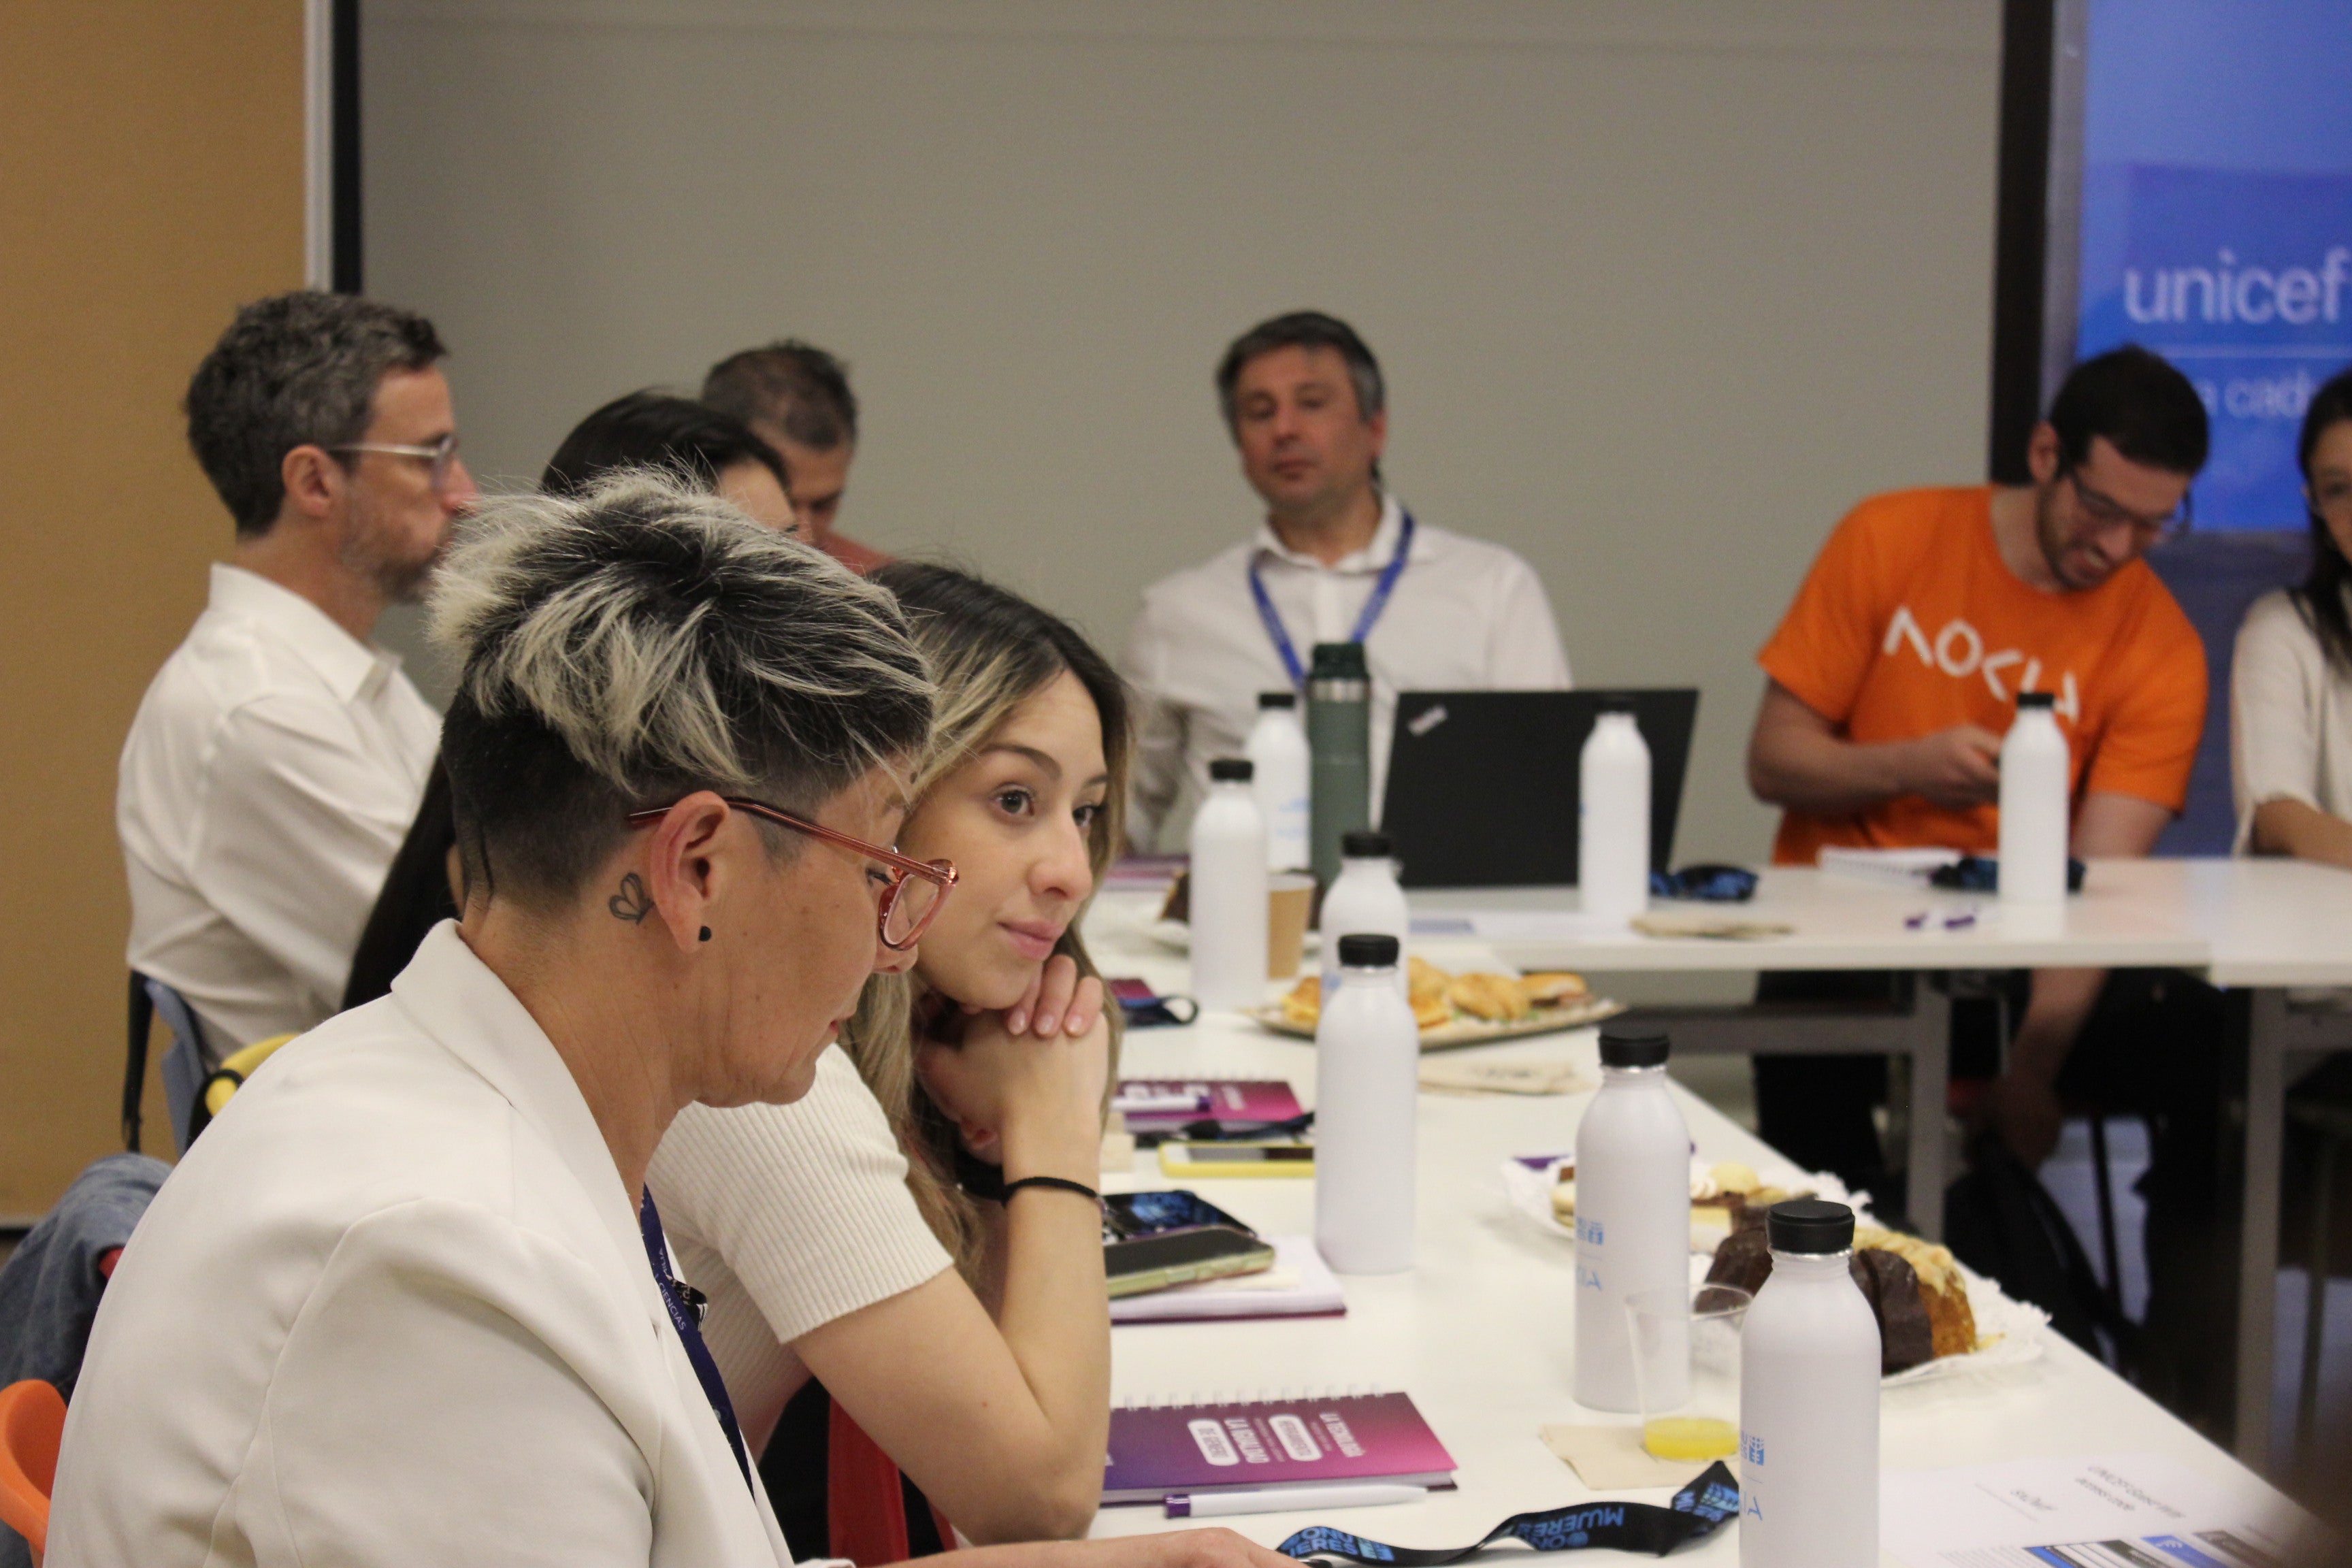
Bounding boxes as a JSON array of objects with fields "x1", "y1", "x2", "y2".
[
  {"x1": 331, "y1": 431, "x2": 466, "y2": 494},
  {"x1": 2063, "y1": 466, "x2": 2192, "y2": 544},
  {"x1": 623, "y1": 796, "x2": 956, "y2": 951}
]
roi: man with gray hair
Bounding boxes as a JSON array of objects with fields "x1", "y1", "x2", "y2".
[
  {"x1": 117, "y1": 290, "x2": 477, "y2": 1053},
  {"x1": 1122, "y1": 310, "x2": 1572, "y2": 849},
  {"x1": 703, "y1": 338, "x2": 886, "y2": 571}
]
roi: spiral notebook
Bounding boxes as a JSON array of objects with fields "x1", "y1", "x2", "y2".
[{"x1": 1103, "y1": 1390, "x2": 1457, "y2": 1504}]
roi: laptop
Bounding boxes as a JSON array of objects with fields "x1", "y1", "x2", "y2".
[{"x1": 1379, "y1": 688, "x2": 1701, "y2": 888}]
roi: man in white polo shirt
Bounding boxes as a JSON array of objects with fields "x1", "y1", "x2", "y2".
[
  {"x1": 118, "y1": 291, "x2": 476, "y2": 1053},
  {"x1": 1122, "y1": 310, "x2": 1571, "y2": 848}
]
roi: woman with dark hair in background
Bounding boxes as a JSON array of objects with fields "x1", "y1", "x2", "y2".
[
  {"x1": 340, "y1": 391, "x2": 796, "y2": 1009},
  {"x1": 2233, "y1": 367, "x2": 2352, "y2": 865},
  {"x1": 649, "y1": 561, "x2": 1132, "y2": 1551}
]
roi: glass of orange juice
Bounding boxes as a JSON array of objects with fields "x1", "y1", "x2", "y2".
[{"x1": 1624, "y1": 1282, "x2": 1750, "y2": 1461}]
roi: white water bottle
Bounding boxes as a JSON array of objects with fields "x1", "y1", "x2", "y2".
[
  {"x1": 1246, "y1": 691, "x2": 1313, "y2": 872},
  {"x1": 1579, "y1": 700, "x2": 1651, "y2": 923},
  {"x1": 1319, "y1": 830, "x2": 1410, "y2": 1001},
  {"x1": 1314, "y1": 933, "x2": 1420, "y2": 1273},
  {"x1": 1190, "y1": 757, "x2": 1269, "y2": 1009},
  {"x1": 1739, "y1": 1200, "x2": 1880, "y2": 1568},
  {"x1": 1573, "y1": 1026, "x2": 1689, "y2": 1411},
  {"x1": 1997, "y1": 691, "x2": 2069, "y2": 906}
]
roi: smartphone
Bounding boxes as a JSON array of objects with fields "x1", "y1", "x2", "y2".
[
  {"x1": 1156, "y1": 1142, "x2": 1316, "y2": 1179},
  {"x1": 1102, "y1": 1189, "x2": 1254, "y2": 1239},
  {"x1": 1102, "y1": 1190, "x2": 1273, "y2": 1298}
]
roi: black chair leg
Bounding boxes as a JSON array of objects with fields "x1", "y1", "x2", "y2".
[
  {"x1": 2087, "y1": 1113, "x2": 2125, "y2": 1319},
  {"x1": 2302, "y1": 1134, "x2": 2338, "y2": 1458}
]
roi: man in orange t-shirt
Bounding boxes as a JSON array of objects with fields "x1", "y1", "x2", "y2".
[{"x1": 1745, "y1": 346, "x2": 2233, "y2": 1425}]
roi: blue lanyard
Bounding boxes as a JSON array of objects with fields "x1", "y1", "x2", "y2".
[
  {"x1": 1247, "y1": 509, "x2": 1417, "y2": 689},
  {"x1": 639, "y1": 1188, "x2": 753, "y2": 1492}
]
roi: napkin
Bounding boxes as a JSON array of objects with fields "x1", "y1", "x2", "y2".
[
  {"x1": 1538, "y1": 1423, "x2": 1729, "y2": 1490},
  {"x1": 1418, "y1": 1058, "x2": 1592, "y2": 1096}
]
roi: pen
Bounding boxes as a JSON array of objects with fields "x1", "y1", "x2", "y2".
[{"x1": 1165, "y1": 1482, "x2": 1428, "y2": 1518}]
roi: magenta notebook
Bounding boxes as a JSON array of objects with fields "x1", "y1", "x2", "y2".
[
  {"x1": 1113, "y1": 1079, "x2": 1304, "y2": 1132},
  {"x1": 1102, "y1": 1391, "x2": 1457, "y2": 1504}
]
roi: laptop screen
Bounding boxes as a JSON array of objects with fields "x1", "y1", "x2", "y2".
[{"x1": 1378, "y1": 688, "x2": 1700, "y2": 888}]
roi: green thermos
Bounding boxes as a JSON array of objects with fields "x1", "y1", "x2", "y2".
[{"x1": 1306, "y1": 641, "x2": 1372, "y2": 888}]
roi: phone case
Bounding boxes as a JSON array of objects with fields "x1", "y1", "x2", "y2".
[{"x1": 1156, "y1": 1142, "x2": 1316, "y2": 1179}]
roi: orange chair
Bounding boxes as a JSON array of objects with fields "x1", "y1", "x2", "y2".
[{"x1": 0, "y1": 1379, "x2": 65, "y2": 1565}]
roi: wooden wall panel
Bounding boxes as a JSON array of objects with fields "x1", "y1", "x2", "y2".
[{"x1": 0, "y1": 1, "x2": 306, "y2": 1217}]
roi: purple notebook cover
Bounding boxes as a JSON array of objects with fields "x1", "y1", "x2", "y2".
[
  {"x1": 1117, "y1": 1079, "x2": 1303, "y2": 1131},
  {"x1": 1102, "y1": 1392, "x2": 1456, "y2": 1503}
]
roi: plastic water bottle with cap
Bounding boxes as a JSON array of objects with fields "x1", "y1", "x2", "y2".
[
  {"x1": 1738, "y1": 1199, "x2": 1880, "y2": 1568},
  {"x1": 1307, "y1": 641, "x2": 1373, "y2": 888},
  {"x1": 1580, "y1": 698, "x2": 1651, "y2": 923},
  {"x1": 1319, "y1": 830, "x2": 1409, "y2": 1001},
  {"x1": 1190, "y1": 757, "x2": 1268, "y2": 1009},
  {"x1": 1998, "y1": 690, "x2": 2069, "y2": 906},
  {"x1": 1245, "y1": 691, "x2": 1313, "y2": 872},
  {"x1": 1573, "y1": 1025, "x2": 1690, "y2": 1411},
  {"x1": 1315, "y1": 932, "x2": 1419, "y2": 1274}
]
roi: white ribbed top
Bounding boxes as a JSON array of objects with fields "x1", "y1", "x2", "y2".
[{"x1": 649, "y1": 1045, "x2": 952, "y2": 1452}]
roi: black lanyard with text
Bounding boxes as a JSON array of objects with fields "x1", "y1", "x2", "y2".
[
  {"x1": 1279, "y1": 1461, "x2": 1738, "y2": 1563},
  {"x1": 1248, "y1": 510, "x2": 1417, "y2": 689}
]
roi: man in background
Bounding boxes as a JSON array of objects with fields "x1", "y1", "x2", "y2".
[
  {"x1": 119, "y1": 291, "x2": 475, "y2": 1053},
  {"x1": 703, "y1": 338, "x2": 885, "y2": 570},
  {"x1": 1122, "y1": 309, "x2": 1570, "y2": 849},
  {"x1": 1744, "y1": 344, "x2": 2225, "y2": 1426}
]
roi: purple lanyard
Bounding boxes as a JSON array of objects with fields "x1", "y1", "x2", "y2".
[
  {"x1": 1247, "y1": 510, "x2": 1417, "y2": 689},
  {"x1": 639, "y1": 1188, "x2": 753, "y2": 1492}
]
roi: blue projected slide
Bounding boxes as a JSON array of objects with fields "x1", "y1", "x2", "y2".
[{"x1": 2074, "y1": 0, "x2": 2352, "y2": 529}]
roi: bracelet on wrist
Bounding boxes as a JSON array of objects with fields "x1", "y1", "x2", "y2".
[{"x1": 1002, "y1": 1174, "x2": 1100, "y2": 1205}]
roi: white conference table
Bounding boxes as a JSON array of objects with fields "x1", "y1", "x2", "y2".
[
  {"x1": 1100, "y1": 855, "x2": 2352, "y2": 1471},
  {"x1": 1431, "y1": 859, "x2": 2352, "y2": 1470},
  {"x1": 1418, "y1": 862, "x2": 2216, "y2": 1248},
  {"x1": 1078, "y1": 889, "x2": 2302, "y2": 1561}
]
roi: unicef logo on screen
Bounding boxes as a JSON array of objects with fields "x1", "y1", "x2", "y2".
[{"x1": 2076, "y1": 166, "x2": 2352, "y2": 528}]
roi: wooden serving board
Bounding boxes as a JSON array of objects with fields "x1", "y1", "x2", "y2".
[{"x1": 1245, "y1": 995, "x2": 1627, "y2": 1051}]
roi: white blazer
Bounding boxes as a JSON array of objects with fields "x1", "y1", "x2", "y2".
[{"x1": 47, "y1": 923, "x2": 795, "y2": 1568}]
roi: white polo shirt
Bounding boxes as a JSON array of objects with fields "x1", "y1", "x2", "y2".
[
  {"x1": 118, "y1": 563, "x2": 440, "y2": 1052},
  {"x1": 1121, "y1": 494, "x2": 1571, "y2": 849}
]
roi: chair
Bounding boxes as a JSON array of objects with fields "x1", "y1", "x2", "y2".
[
  {"x1": 0, "y1": 1379, "x2": 65, "y2": 1565},
  {"x1": 825, "y1": 1402, "x2": 954, "y2": 1565},
  {"x1": 122, "y1": 974, "x2": 212, "y2": 1155},
  {"x1": 186, "y1": 1034, "x2": 295, "y2": 1144}
]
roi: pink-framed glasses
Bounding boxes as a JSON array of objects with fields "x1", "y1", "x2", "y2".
[{"x1": 624, "y1": 796, "x2": 957, "y2": 951}]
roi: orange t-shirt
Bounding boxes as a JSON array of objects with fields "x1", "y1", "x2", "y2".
[{"x1": 1758, "y1": 486, "x2": 2206, "y2": 866}]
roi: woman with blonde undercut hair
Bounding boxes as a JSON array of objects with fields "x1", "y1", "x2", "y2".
[
  {"x1": 650, "y1": 562, "x2": 1133, "y2": 1552},
  {"x1": 49, "y1": 474, "x2": 1282, "y2": 1568}
]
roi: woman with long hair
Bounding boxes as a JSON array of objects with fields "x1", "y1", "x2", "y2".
[
  {"x1": 2234, "y1": 366, "x2": 2352, "y2": 864},
  {"x1": 647, "y1": 561, "x2": 1130, "y2": 1549}
]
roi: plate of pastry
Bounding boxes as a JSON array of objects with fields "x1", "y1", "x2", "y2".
[
  {"x1": 1249, "y1": 957, "x2": 1624, "y2": 1049},
  {"x1": 1706, "y1": 1211, "x2": 2046, "y2": 1385},
  {"x1": 1501, "y1": 1156, "x2": 2045, "y2": 1384}
]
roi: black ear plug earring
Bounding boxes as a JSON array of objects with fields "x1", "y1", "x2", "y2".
[{"x1": 699, "y1": 927, "x2": 712, "y2": 943}]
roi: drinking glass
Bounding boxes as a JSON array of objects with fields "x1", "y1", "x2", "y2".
[{"x1": 1624, "y1": 1282, "x2": 1750, "y2": 1460}]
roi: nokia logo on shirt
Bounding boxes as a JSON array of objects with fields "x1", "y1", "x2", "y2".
[{"x1": 1882, "y1": 605, "x2": 2081, "y2": 720}]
